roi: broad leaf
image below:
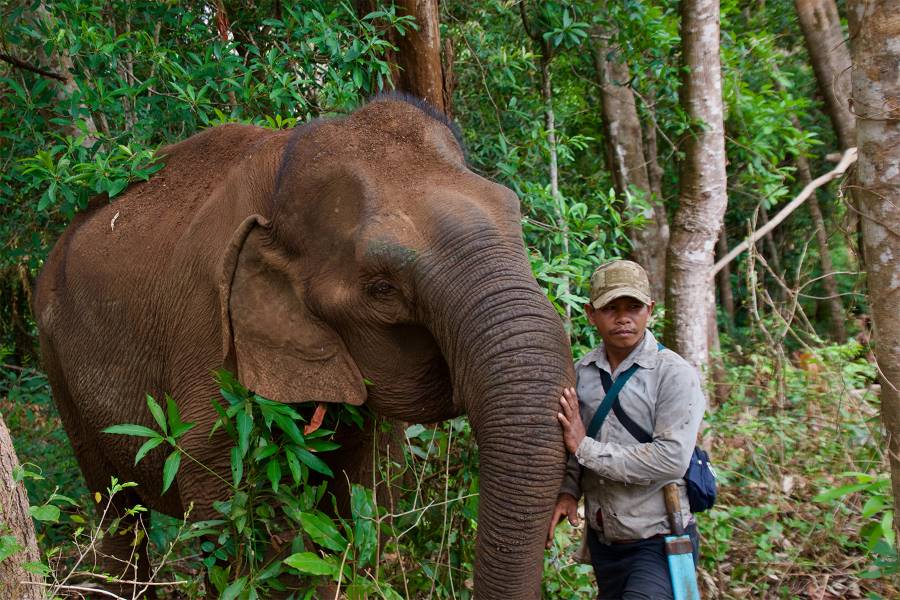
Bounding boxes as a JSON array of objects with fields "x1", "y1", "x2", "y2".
[
  {"x1": 29, "y1": 504, "x2": 60, "y2": 522},
  {"x1": 299, "y1": 511, "x2": 347, "y2": 552},
  {"x1": 162, "y1": 451, "x2": 182, "y2": 493},
  {"x1": 283, "y1": 552, "x2": 338, "y2": 577},
  {"x1": 134, "y1": 437, "x2": 165, "y2": 465},
  {"x1": 102, "y1": 424, "x2": 160, "y2": 438},
  {"x1": 292, "y1": 447, "x2": 333, "y2": 477},
  {"x1": 146, "y1": 395, "x2": 168, "y2": 435}
]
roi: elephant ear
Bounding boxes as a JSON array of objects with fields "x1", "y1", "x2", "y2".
[{"x1": 219, "y1": 215, "x2": 366, "y2": 406}]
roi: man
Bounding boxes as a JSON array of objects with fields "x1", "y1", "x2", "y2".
[{"x1": 549, "y1": 259, "x2": 705, "y2": 599}]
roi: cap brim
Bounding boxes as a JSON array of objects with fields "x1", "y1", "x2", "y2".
[{"x1": 591, "y1": 287, "x2": 653, "y2": 309}]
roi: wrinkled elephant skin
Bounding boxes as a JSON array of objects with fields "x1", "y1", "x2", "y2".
[{"x1": 34, "y1": 96, "x2": 573, "y2": 599}]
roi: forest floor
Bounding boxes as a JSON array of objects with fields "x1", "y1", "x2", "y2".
[{"x1": 1, "y1": 340, "x2": 897, "y2": 599}]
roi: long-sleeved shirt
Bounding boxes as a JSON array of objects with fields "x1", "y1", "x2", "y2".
[{"x1": 559, "y1": 330, "x2": 706, "y2": 544}]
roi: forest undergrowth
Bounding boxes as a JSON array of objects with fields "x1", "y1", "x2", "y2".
[{"x1": 1, "y1": 333, "x2": 895, "y2": 599}]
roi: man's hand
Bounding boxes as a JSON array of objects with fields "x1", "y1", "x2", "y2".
[
  {"x1": 557, "y1": 387, "x2": 586, "y2": 454},
  {"x1": 546, "y1": 492, "x2": 580, "y2": 548}
]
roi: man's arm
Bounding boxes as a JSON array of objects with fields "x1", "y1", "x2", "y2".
[{"x1": 557, "y1": 364, "x2": 705, "y2": 484}]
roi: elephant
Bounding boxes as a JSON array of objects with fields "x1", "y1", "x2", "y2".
[{"x1": 34, "y1": 95, "x2": 573, "y2": 598}]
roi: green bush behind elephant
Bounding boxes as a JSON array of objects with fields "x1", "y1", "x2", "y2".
[{"x1": 34, "y1": 96, "x2": 573, "y2": 599}]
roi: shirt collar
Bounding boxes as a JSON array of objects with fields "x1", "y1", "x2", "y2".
[{"x1": 582, "y1": 330, "x2": 662, "y2": 376}]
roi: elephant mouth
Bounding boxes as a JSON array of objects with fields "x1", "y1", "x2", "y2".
[{"x1": 361, "y1": 324, "x2": 457, "y2": 423}]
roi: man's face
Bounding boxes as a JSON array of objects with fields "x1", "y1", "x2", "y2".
[{"x1": 586, "y1": 296, "x2": 655, "y2": 353}]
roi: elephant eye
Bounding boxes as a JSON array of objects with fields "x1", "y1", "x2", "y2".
[{"x1": 368, "y1": 280, "x2": 395, "y2": 297}]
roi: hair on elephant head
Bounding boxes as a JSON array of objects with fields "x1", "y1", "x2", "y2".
[{"x1": 35, "y1": 94, "x2": 573, "y2": 599}]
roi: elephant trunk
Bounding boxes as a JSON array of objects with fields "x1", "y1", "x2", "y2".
[{"x1": 420, "y1": 239, "x2": 573, "y2": 599}]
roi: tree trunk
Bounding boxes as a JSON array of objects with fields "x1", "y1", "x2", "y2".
[
  {"x1": 394, "y1": 0, "x2": 448, "y2": 113},
  {"x1": 591, "y1": 27, "x2": 669, "y2": 302},
  {"x1": 519, "y1": 3, "x2": 572, "y2": 330},
  {"x1": 539, "y1": 48, "x2": 572, "y2": 329},
  {"x1": 716, "y1": 228, "x2": 736, "y2": 333},
  {"x1": 848, "y1": 0, "x2": 900, "y2": 549},
  {"x1": 793, "y1": 141, "x2": 847, "y2": 341},
  {"x1": 641, "y1": 108, "x2": 665, "y2": 202},
  {"x1": 0, "y1": 413, "x2": 44, "y2": 599},
  {"x1": 795, "y1": 0, "x2": 855, "y2": 150},
  {"x1": 664, "y1": 0, "x2": 728, "y2": 375},
  {"x1": 29, "y1": 3, "x2": 99, "y2": 146}
]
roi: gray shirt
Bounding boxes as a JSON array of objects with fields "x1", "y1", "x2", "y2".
[{"x1": 559, "y1": 330, "x2": 706, "y2": 543}]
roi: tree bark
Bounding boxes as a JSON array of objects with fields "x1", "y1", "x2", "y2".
[
  {"x1": 0, "y1": 413, "x2": 44, "y2": 599},
  {"x1": 641, "y1": 109, "x2": 665, "y2": 202},
  {"x1": 848, "y1": 0, "x2": 900, "y2": 549},
  {"x1": 591, "y1": 27, "x2": 669, "y2": 302},
  {"x1": 29, "y1": 3, "x2": 99, "y2": 146},
  {"x1": 394, "y1": 0, "x2": 447, "y2": 113},
  {"x1": 520, "y1": 3, "x2": 572, "y2": 330},
  {"x1": 716, "y1": 228, "x2": 736, "y2": 332},
  {"x1": 664, "y1": 0, "x2": 728, "y2": 375},
  {"x1": 795, "y1": 0, "x2": 855, "y2": 151}
]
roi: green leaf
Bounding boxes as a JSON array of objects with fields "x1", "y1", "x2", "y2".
[
  {"x1": 147, "y1": 395, "x2": 168, "y2": 435},
  {"x1": 286, "y1": 449, "x2": 302, "y2": 485},
  {"x1": 272, "y1": 412, "x2": 304, "y2": 446},
  {"x1": 292, "y1": 447, "x2": 333, "y2": 477},
  {"x1": 103, "y1": 424, "x2": 160, "y2": 438},
  {"x1": 134, "y1": 437, "x2": 165, "y2": 465},
  {"x1": 236, "y1": 409, "x2": 252, "y2": 457},
  {"x1": 351, "y1": 484, "x2": 376, "y2": 567},
  {"x1": 813, "y1": 482, "x2": 870, "y2": 502},
  {"x1": 0, "y1": 535, "x2": 24, "y2": 563},
  {"x1": 283, "y1": 552, "x2": 338, "y2": 577},
  {"x1": 221, "y1": 576, "x2": 247, "y2": 600},
  {"x1": 882, "y1": 511, "x2": 894, "y2": 548},
  {"x1": 267, "y1": 459, "x2": 282, "y2": 493},
  {"x1": 231, "y1": 446, "x2": 243, "y2": 487},
  {"x1": 29, "y1": 504, "x2": 60, "y2": 522},
  {"x1": 162, "y1": 451, "x2": 182, "y2": 493},
  {"x1": 299, "y1": 511, "x2": 348, "y2": 552},
  {"x1": 22, "y1": 561, "x2": 51, "y2": 576}
]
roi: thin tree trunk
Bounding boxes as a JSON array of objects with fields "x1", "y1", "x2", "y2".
[
  {"x1": 30, "y1": 3, "x2": 98, "y2": 146},
  {"x1": 664, "y1": 0, "x2": 728, "y2": 375},
  {"x1": 848, "y1": 0, "x2": 900, "y2": 549},
  {"x1": 215, "y1": 0, "x2": 238, "y2": 110},
  {"x1": 716, "y1": 228, "x2": 736, "y2": 333},
  {"x1": 758, "y1": 204, "x2": 784, "y2": 278},
  {"x1": 795, "y1": 0, "x2": 855, "y2": 150},
  {"x1": 539, "y1": 48, "x2": 572, "y2": 328},
  {"x1": 394, "y1": 0, "x2": 447, "y2": 112},
  {"x1": 591, "y1": 27, "x2": 668, "y2": 302},
  {"x1": 520, "y1": 3, "x2": 572, "y2": 330},
  {"x1": 641, "y1": 109, "x2": 665, "y2": 202},
  {"x1": 794, "y1": 142, "x2": 847, "y2": 341},
  {"x1": 0, "y1": 414, "x2": 44, "y2": 599}
]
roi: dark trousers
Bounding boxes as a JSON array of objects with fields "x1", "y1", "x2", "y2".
[{"x1": 587, "y1": 525, "x2": 700, "y2": 600}]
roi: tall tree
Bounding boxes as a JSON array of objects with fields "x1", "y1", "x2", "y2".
[
  {"x1": 520, "y1": 1, "x2": 572, "y2": 329},
  {"x1": 394, "y1": 0, "x2": 448, "y2": 113},
  {"x1": 0, "y1": 414, "x2": 44, "y2": 599},
  {"x1": 591, "y1": 25, "x2": 669, "y2": 302},
  {"x1": 848, "y1": 0, "x2": 900, "y2": 548},
  {"x1": 664, "y1": 0, "x2": 728, "y2": 372},
  {"x1": 793, "y1": 0, "x2": 852, "y2": 340},
  {"x1": 795, "y1": 0, "x2": 855, "y2": 150}
]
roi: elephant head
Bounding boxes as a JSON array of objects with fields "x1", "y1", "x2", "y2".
[{"x1": 216, "y1": 96, "x2": 572, "y2": 598}]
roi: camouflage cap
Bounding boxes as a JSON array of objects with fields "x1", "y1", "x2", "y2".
[{"x1": 589, "y1": 260, "x2": 652, "y2": 308}]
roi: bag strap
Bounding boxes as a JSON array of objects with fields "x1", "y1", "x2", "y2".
[
  {"x1": 596, "y1": 342, "x2": 666, "y2": 443},
  {"x1": 585, "y1": 363, "x2": 640, "y2": 439}
]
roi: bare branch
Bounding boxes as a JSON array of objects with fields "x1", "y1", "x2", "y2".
[
  {"x1": 0, "y1": 52, "x2": 66, "y2": 82},
  {"x1": 712, "y1": 147, "x2": 858, "y2": 276}
]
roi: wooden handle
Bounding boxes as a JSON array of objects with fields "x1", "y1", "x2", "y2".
[{"x1": 663, "y1": 483, "x2": 684, "y2": 535}]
